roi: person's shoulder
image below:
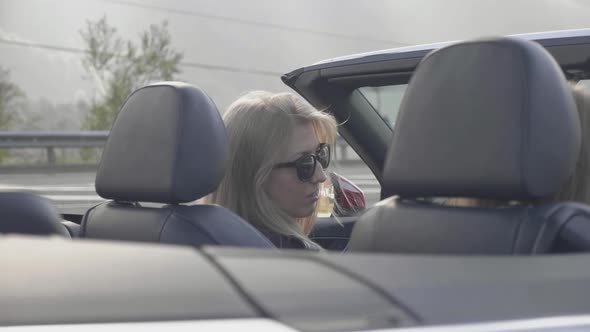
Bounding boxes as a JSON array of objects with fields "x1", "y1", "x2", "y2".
[{"x1": 257, "y1": 228, "x2": 306, "y2": 249}]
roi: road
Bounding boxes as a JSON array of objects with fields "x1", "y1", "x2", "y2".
[{"x1": 0, "y1": 164, "x2": 380, "y2": 214}]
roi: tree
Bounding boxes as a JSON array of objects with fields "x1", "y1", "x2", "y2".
[
  {"x1": 80, "y1": 16, "x2": 183, "y2": 130},
  {"x1": 0, "y1": 67, "x2": 26, "y2": 163},
  {"x1": 0, "y1": 67, "x2": 25, "y2": 130}
]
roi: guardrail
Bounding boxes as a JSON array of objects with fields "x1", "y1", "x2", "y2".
[
  {"x1": 0, "y1": 131, "x2": 109, "y2": 165},
  {"x1": 0, "y1": 131, "x2": 355, "y2": 165}
]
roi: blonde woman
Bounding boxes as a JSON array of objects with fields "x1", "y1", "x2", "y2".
[{"x1": 209, "y1": 91, "x2": 337, "y2": 250}]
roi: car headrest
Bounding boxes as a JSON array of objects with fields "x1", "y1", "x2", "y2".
[
  {"x1": 0, "y1": 192, "x2": 68, "y2": 236},
  {"x1": 383, "y1": 37, "x2": 580, "y2": 200},
  {"x1": 95, "y1": 82, "x2": 228, "y2": 204}
]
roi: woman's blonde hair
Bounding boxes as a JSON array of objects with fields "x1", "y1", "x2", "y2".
[
  {"x1": 208, "y1": 91, "x2": 337, "y2": 249},
  {"x1": 551, "y1": 84, "x2": 590, "y2": 204}
]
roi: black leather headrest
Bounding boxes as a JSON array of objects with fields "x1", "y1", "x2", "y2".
[
  {"x1": 95, "y1": 82, "x2": 228, "y2": 204},
  {"x1": 0, "y1": 192, "x2": 67, "y2": 236},
  {"x1": 384, "y1": 37, "x2": 580, "y2": 200}
]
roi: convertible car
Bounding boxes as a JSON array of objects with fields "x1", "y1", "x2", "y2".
[{"x1": 3, "y1": 29, "x2": 590, "y2": 331}]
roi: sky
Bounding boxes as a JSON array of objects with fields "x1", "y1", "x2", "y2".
[{"x1": 1, "y1": 0, "x2": 590, "y2": 111}]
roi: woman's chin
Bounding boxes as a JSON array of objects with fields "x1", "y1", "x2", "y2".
[{"x1": 290, "y1": 206, "x2": 317, "y2": 219}]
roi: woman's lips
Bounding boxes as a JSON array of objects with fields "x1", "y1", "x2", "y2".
[{"x1": 307, "y1": 190, "x2": 319, "y2": 202}]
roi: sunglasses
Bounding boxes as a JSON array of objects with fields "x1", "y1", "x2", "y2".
[{"x1": 274, "y1": 143, "x2": 331, "y2": 182}]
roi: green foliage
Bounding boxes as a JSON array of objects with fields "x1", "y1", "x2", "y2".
[
  {"x1": 0, "y1": 67, "x2": 26, "y2": 163},
  {"x1": 81, "y1": 16, "x2": 183, "y2": 131},
  {"x1": 0, "y1": 67, "x2": 25, "y2": 130}
]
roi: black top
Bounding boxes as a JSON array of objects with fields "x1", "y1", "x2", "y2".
[{"x1": 257, "y1": 228, "x2": 307, "y2": 249}]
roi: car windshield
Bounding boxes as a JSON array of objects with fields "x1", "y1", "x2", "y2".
[{"x1": 3, "y1": 1, "x2": 590, "y2": 214}]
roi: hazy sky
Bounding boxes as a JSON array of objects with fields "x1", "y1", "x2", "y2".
[{"x1": 2, "y1": 0, "x2": 590, "y2": 110}]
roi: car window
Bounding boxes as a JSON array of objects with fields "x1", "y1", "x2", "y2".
[
  {"x1": 318, "y1": 84, "x2": 408, "y2": 212},
  {"x1": 358, "y1": 85, "x2": 408, "y2": 129}
]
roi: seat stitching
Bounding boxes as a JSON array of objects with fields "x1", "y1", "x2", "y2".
[{"x1": 157, "y1": 208, "x2": 177, "y2": 242}]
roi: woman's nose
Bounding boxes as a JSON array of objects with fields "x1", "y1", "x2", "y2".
[{"x1": 311, "y1": 164, "x2": 328, "y2": 184}]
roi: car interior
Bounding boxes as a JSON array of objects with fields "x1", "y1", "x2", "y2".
[
  {"x1": 78, "y1": 81, "x2": 273, "y2": 248},
  {"x1": 5, "y1": 33, "x2": 590, "y2": 331},
  {"x1": 0, "y1": 191, "x2": 71, "y2": 237},
  {"x1": 348, "y1": 38, "x2": 589, "y2": 254},
  {"x1": 5, "y1": 35, "x2": 590, "y2": 254},
  {"x1": 284, "y1": 33, "x2": 590, "y2": 254}
]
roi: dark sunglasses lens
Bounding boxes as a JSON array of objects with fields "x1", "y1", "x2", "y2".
[
  {"x1": 317, "y1": 144, "x2": 330, "y2": 168},
  {"x1": 296, "y1": 155, "x2": 316, "y2": 181}
]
